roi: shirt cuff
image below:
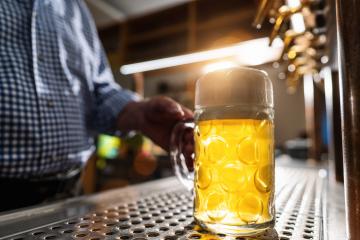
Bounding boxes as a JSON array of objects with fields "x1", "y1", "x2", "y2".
[{"x1": 95, "y1": 88, "x2": 140, "y2": 135}]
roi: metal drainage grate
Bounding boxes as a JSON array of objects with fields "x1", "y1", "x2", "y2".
[{"x1": 2, "y1": 167, "x2": 325, "y2": 240}]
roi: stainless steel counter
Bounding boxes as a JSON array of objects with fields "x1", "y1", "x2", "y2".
[{"x1": 0, "y1": 158, "x2": 346, "y2": 240}]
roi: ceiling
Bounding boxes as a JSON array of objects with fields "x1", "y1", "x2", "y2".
[
  {"x1": 103, "y1": 0, "x2": 191, "y2": 17},
  {"x1": 85, "y1": 0, "x2": 192, "y2": 28}
]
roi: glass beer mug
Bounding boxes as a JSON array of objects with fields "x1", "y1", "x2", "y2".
[{"x1": 170, "y1": 67, "x2": 275, "y2": 236}]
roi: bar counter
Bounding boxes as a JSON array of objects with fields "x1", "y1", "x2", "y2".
[{"x1": 0, "y1": 156, "x2": 345, "y2": 240}]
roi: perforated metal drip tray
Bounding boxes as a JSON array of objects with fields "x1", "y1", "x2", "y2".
[{"x1": 0, "y1": 166, "x2": 327, "y2": 240}]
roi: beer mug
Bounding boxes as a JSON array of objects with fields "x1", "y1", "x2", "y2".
[{"x1": 170, "y1": 67, "x2": 275, "y2": 236}]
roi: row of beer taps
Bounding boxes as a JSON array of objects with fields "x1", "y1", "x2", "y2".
[{"x1": 254, "y1": 0, "x2": 329, "y2": 93}]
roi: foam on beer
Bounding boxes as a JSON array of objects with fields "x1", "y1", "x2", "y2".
[{"x1": 195, "y1": 67, "x2": 273, "y2": 110}]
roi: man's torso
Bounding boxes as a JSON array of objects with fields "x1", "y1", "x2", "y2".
[{"x1": 0, "y1": 0, "x2": 97, "y2": 178}]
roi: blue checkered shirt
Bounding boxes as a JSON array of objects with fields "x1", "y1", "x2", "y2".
[{"x1": 0, "y1": 0, "x2": 137, "y2": 178}]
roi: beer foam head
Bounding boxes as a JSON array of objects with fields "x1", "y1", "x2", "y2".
[{"x1": 195, "y1": 67, "x2": 273, "y2": 109}]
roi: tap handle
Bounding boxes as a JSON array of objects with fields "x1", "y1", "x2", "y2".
[
  {"x1": 253, "y1": 0, "x2": 276, "y2": 28},
  {"x1": 281, "y1": 30, "x2": 304, "y2": 59},
  {"x1": 269, "y1": 4, "x2": 307, "y2": 45}
]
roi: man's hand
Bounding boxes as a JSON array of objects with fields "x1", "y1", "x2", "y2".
[{"x1": 117, "y1": 96, "x2": 193, "y2": 151}]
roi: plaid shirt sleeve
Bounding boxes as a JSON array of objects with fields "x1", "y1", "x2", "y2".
[
  {"x1": 78, "y1": 1, "x2": 140, "y2": 134},
  {"x1": 0, "y1": 0, "x2": 140, "y2": 178}
]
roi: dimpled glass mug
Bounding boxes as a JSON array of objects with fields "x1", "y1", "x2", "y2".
[{"x1": 170, "y1": 67, "x2": 275, "y2": 236}]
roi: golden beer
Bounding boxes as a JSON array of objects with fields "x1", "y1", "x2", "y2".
[
  {"x1": 194, "y1": 118, "x2": 274, "y2": 234},
  {"x1": 170, "y1": 67, "x2": 275, "y2": 235}
]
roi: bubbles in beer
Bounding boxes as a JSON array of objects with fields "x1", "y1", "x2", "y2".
[{"x1": 237, "y1": 193, "x2": 263, "y2": 223}]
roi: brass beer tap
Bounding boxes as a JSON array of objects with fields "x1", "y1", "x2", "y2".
[
  {"x1": 253, "y1": 0, "x2": 277, "y2": 28},
  {"x1": 253, "y1": 0, "x2": 328, "y2": 92},
  {"x1": 281, "y1": 29, "x2": 303, "y2": 59},
  {"x1": 269, "y1": 3, "x2": 308, "y2": 45}
]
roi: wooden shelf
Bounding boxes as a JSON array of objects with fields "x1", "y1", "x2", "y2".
[
  {"x1": 126, "y1": 31, "x2": 188, "y2": 62},
  {"x1": 127, "y1": 23, "x2": 187, "y2": 45},
  {"x1": 98, "y1": 0, "x2": 272, "y2": 66},
  {"x1": 127, "y1": 4, "x2": 188, "y2": 35}
]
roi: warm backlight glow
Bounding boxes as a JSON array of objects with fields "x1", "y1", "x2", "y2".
[
  {"x1": 202, "y1": 61, "x2": 237, "y2": 74},
  {"x1": 236, "y1": 38, "x2": 283, "y2": 65},
  {"x1": 120, "y1": 37, "x2": 283, "y2": 75}
]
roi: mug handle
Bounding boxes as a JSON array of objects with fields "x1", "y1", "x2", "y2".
[{"x1": 170, "y1": 121, "x2": 195, "y2": 191}]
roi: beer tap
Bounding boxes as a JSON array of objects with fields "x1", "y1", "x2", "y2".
[
  {"x1": 253, "y1": 0, "x2": 329, "y2": 92},
  {"x1": 281, "y1": 30, "x2": 316, "y2": 59},
  {"x1": 292, "y1": 57, "x2": 318, "y2": 69},
  {"x1": 269, "y1": 5, "x2": 291, "y2": 46},
  {"x1": 253, "y1": 0, "x2": 277, "y2": 28},
  {"x1": 287, "y1": 45, "x2": 318, "y2": 61},
  {"x1": 269, "y1": 3, "x2": 309, "y2": 45},
  {"x1": 281, "y1": 29, "x2": 303, "y2": 59}
]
